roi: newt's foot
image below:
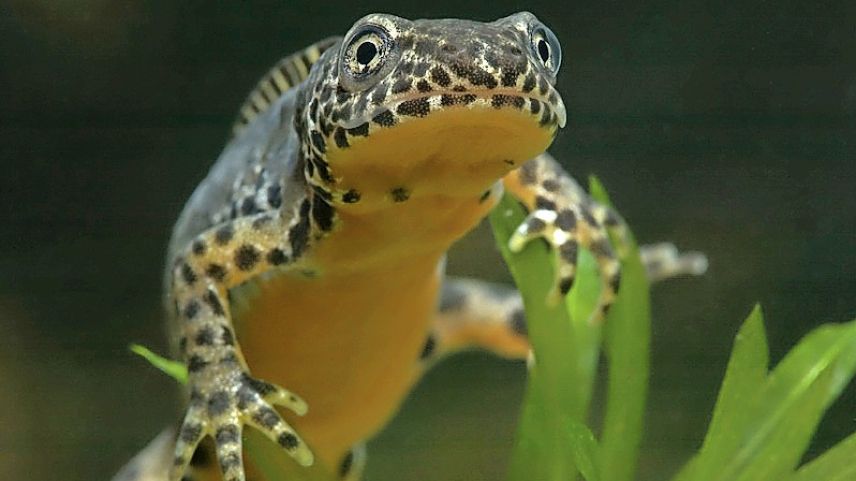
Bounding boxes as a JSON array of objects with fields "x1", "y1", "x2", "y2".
[
  {"x1": 509, "y1": 192, "x2": 627, "y2": 323},
  {"x1": 170, "y1": 370, "x2": 312, "y2": 481}
]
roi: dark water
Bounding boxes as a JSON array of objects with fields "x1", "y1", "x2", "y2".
[{"x1": 1, "y1": 1, "x2": 854, "y2": 480}]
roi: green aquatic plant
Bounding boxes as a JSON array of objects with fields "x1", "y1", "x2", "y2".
[
  {"x1": 489, "y1": 177, "x2": 856, "y2": 481},
  {"x1": 133, "y1": 178, "x2": 856, "y2": 481}
]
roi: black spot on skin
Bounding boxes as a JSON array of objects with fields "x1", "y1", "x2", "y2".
[
  {"x1": 215, "y1": 225, "x2": 234, "y2": 245},
  {"x1": 555, "y1": 209, "x2": 577, "y2": 231},
  {"x1": 542, "y1": 179, "x2": 560, "y2": 192},
  {"x1": 188, "y1": 355, "x2": 209, "y2": 373},
  {"x1": 194, "y1": 326, "x2": 215, "y2": 346},
  {"x1": 342, "y1": 189, "x2": 361, "y2": 203},
  {"x1": 581, "y1": 209, "x2": 599, "y2": 228},
  {"x1": 452, "y1": 85, "x2": 467, "y2": 92},
  {"x1": 479, "y1": 189, "x2": 492, "y2": 203},
  {"x1": 309, "y1": 98, "x2": 319, "y2": 121},
  {"x1": 501, "y1": 70, "x2": 518, "y2": 87},
  {"x1": 519, "y1": 161, "x2": 538, "y2": 185},
  {"x1": 589, "y1": 238, "x2": 614, "y2": 258},
  {"x1": 391, "y1": 187, "x2": 410, "y2": 202},
  {"x1": 535, "y1": 196, "x2": 557, "y2": 211},
  {"x1": 372, "y1": 109, "x2": 396, "y2": 127},
  {"x1": 491, "y1": 94, "x2": 510, "y2": 108},
  {"x1": 391, "y1": 77, "x2": 412, "y2": 94},
  {"x1": 339, "y1": 450, "x2": 355, "y2": 478},
  {"x1": 609, "y1": 272, "x2": 622, "y2": 293},
  {"x1": 510, "y1": 308, "x2": 528, "y2": 336},
  {"x1": 334, "y1": 127, "x2": 349, "y2": 148},
  {"x1": 540, "y1": 108, "x2": 552, "y2": 126},
  {"x1": 311, "y1": 196, "x2": 335, "y2": 231},
  {"x1": 219, "y1": 452, "x2": 241, "y2": 472},
  {"x1": 538, "y1": 76, "x2": 549, "y2": 95},
  {"x1": 267, "y1": 184, "x2": 282, "y2": 208},
  {"x1": 236, "y1": 386, "x2": 255, "y2": 410},
  {"x1": 253, "y1": 407, "x2": 280, "y2": 428},
  {"x1": 522, "y1": 73, "x2": 536, "y2": 93},
  {"x1": 511, "y1": 96, "x2": 525, "y2": 109},
  {"x1": 180, "y1": 262, "x2": 197, "y2": 285},
  {"x1": 206, "y1": 263, "x2": 226, "y2": 282},
  {"x1": 178, "y1": 336, "x2": 188, "y2": 353},
  {"x1": 310, "y1": 130, "x2": 327, "y2": 153},
  {"x1": 278, "y1": 432, "x2": 299, "y2": 449},
  {"x1": 371, "y1": 82, "x2": 388, "y2": 104},
  {"x1": 220, "y1": 352, "x2": 238, "y2": 365},
  {"x1": 180, "y1": 423, "x2": 203, "y2": 443},
  {"x1": 207, "y1": 391, "x2": 231, "y2": 416},
  {"x1": 560, "y1": 242, "x2": 578, "y2": 263},
  {"x1": 461, "y1": 94, "x2": 477, "y2": 104},
  {"x1": 204, "y1": 288, "x2": 225, "y2": 316},
  {"x1": 183, "y1": 300, "x2": 200, "y2": 319},
  {"x1": 416, "y1": 79, "x2": 432, "y2": 93},
  {"x1": 242, "y1": 372, "x2": 277, "y2": 396},
  {"x1": 530, "y1": 98, "x2": 541, "y2": 114},
  {"x1": 420, "y1": 335, "x2": 437, "y2": 360},
  {"x1": 234, "y1": 244, "x2": 260, "y2": 271},
  {"x1": 604, "y1": 210, "x2": 621, "y2": 227},
  {"x1": 192, "y1": 240, "x2": 207, "y2": 256},
  {"x1": 221, "y1": 326, "x2": 235, "y2": 346},
  {"x1": 348, "y1": 122, "x2": 369, "y2": 137},
  {"x1": 414, "y1": 62, "x2": 430, "y2": 76},
  {"x1": 216, "y1": 425, "x2": 240, "y2": 445},
  {"x1": 267, "y1": 248, "x2": 287, "y2": 265},
  {"x1": 430, "y1": 66, "x2": 451, "y2": 87},
  {"x1": 337, "y1": 103, "x2": 352, "y2": 123},
  {"x1": 240, "y1": 197, "x2": 259, "y2": 216},
  {"x1": 526, "y1": 217, "x2": 546, "y2": 233},
  {"x1": 559, "y1": 277, "x2": 575, "y2": 295},
  {"x1": 305, "y1": 158, "x2": 315, "y2": 177},
  {"x1": 396, "y1": 98, "x2": 430, "y2": 117}
]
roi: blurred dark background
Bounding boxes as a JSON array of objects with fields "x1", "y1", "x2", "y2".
[{"x1": 1, "y1": 1, "x2": 854, "y2": 480}]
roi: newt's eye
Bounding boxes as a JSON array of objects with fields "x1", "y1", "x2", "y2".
[
  {"x1": 342, "y1": 25, "x2": 393, "y2": 83},
  {"x1": 531, "y1": 25, "x2": 561, "y2": 75}
]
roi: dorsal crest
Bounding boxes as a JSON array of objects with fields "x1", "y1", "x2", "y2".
[{"x1": 231, "y1": 37, "x2": 340, "y2": 137}]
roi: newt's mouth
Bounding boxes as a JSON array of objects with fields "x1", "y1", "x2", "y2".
[{"x1": 336, "y1": 87, "x2": 567, "y2": 132}]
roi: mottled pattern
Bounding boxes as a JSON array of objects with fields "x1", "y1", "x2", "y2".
[
  {"x1": 294, "y1": 12, "x2": 567, "y2": 203},
  {"x1": 149, "y1": 10, "x2": 666, "y2": 481}
]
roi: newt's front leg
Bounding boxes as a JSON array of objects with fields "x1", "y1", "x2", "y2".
[
  {"x1": 168, "y1": 200, "x2": 315, "y2": 481},
  {"x1": 503, "y1": 153, "x2": 630, "y2": 323}
]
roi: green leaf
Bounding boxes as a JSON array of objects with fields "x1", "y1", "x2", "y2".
[
  {"x1": 691, "y1": 305, "x2": 769, "y2": 475},
  {"x1": 568, "y1": 420, "x2": 602, "y2": 481},
  {"x1": 790, "y1": 431, "x2": 856, "y2": 481},
  {"x1": 685, "y1": 318, "x2": 856, "y2": 481},
  {"x1": 491, "y1": 193, "x2": 581, "y2": 481},
  {"x1": 591, "y1": 177, "x2": 650, "y2": 481},
  {"x1": 129, "y1": 343, "x2": 187, "y2": 385}
]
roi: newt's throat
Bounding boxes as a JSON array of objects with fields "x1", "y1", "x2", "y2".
[{"x1": 324, "y1": 104, "x2": 557, "y2": 212}]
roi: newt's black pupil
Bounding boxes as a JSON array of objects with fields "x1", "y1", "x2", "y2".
[
  {"x1": 537, "y1": 39, "x2": 550, "y2": 63},
  {"x1": 356, "y1": 41, "x2": 378, "y2": 65}
]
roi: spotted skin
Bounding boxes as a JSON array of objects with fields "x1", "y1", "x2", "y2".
[{"x1": 113, "y1": 11, "x2": 706, "y2": 481}]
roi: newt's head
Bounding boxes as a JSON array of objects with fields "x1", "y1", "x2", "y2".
[{"x1": 296, "y1": 12, "x2": 566, "y2": 208}]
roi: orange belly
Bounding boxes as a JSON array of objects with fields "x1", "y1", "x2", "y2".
[{"x1": 234, "y1": 255, "x2": 441, "y2": 467}]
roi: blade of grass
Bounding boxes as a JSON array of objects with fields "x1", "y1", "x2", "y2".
[
  {"x1": 491, "y1": 193, "x2": 580, "y2": 481},
  {"x1": 590, "y1": 176, "x2": 650, "y2": 481},
  {"x1": 687, "y1": 306, "x2": 769, "y2": 477},
  {"x1": 130, "y1": 343, "x2": 187, "y2": 385},
  {"x1": 691, "y1": 319, "x2": 856, "y2": 481},
  {"x1": 789, "y1": 431, "x2": 856, "y2": 481}
]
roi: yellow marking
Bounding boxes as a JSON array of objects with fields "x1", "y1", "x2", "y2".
[
  {"x1": 241, "y1": 104, "x2": 256, "y2": 124},
  {"x1": 271, "y1": 68, "x2": 292, "y2": 92},
  {"x1": 260, "y1": 80, "x2": 279, "y2": 102},
  {"x1": 250, "y1": 91, "x2": 269, "y2": 111},
  {"x1": 305, "y1": 46, "x2": 321, "y2": 63},
  {"x1": 293, "y1": 56, "x2": 309, "y2": 78},
  {"x1": 284, "y1": 61, "x2": 303, "y2": 86}
]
